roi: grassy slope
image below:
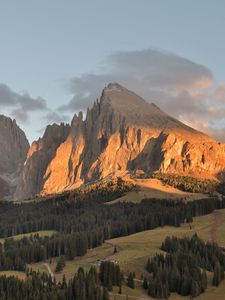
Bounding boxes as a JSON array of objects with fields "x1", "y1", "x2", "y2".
[
  {"x1": 0, "y1": 184, "x2": 223, "y2": 300},
  {"x1": 107, "y1": 178, "x2": 207, "y2": 205},
  {"x1": 29, "y1": 209, "x2": 225, "y2": 299},
  {"x1": 0, "y1": 230, "x2": 56, "y2": 245},
  {"x1": 0, "y1": 271, "x2": 26, "y2": 280}
]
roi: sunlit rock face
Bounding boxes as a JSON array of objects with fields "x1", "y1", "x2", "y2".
[
  {"x1": 15, "y1": 83, "x2": 225, "y2": 200},
  {"x1": 0, "y1": 115, "x2": 29, "y2": 200},
  {"x1": 15, "y1": 123, "x2": 70, "y2": 200}
]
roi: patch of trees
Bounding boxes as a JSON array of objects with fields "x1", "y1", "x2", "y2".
[
  {"x1": 99, "y1": 261, "x2": 123, "y2": 291},
  {"x1": 217, "y1": 182, "x2": 225, "y2": 195},
  {"x1": 153, "y1": 172, "x2": 220, "y2": 193},
  {"x1": 144, "y1": 235, "x2": 225, "y2": 299},
  {"x1": 0, "y1": 266, "x2": 111, "y2": 300},
  {"x1": 55, "y1": 256, "x2": 66, "y2": 272},
  {"x1": 161, "y1": 235, "x2": 225, "y2": 272}
]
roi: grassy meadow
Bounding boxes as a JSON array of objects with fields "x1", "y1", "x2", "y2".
[{"x1": 27, "y1": 208, "x2": 225, "y2": 299}]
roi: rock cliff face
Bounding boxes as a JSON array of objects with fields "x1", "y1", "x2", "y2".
[
  {"x1": 0, "y1": 115, "x2": 29, "y2": 200},
  {"x1": 15, "y1": 123, "x2": 70, "y2": 200},
  {"x1": 15, "y1": 83, "x2": 225, "y2": 200}
]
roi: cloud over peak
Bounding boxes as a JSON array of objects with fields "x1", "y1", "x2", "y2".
[
  {"x1": 1, "y1": 49, "x2": 225, "y2": 143},
  {"x1": 59, "y1": 49, "x2": 225, "y2": 142}
]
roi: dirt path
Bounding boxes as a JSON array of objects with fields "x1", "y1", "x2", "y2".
[
  {"x1": 210, "y1": 210, "x2": 221, "y2": 244},
  {"x1": 43, "y1": 263, "x2": 54, "y2": 281},
  {"x1": 123, "y1": 276, "x2": 143, "y2": 284},
  {"x1": 110, "y1": 293, "x2": 149, "y2": 300}
]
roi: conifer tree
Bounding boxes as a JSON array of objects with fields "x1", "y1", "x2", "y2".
[
  {"x1": 118, "y1": 284, "x2": 122, "y2": 294},
  {"x1": 55, "y1": 256, "x2": 65, "y2": 272},
  {"x1": 103, "y1": 287, "x2": 109, "y2": 300},
  {"x1": 201, "y1": 269, "x2": 207, "y2": 292},
  {"x1": 127, "y1": 272, "x2": 135, "y2": 289},
  {"x1": 213, "y1": 261, "x2": 222, "y2": 286},
  {"x1": 143, "y1": 277, "x2": 148, "y2": 290},
  {"x1": 191, "y1": 280, "x2": 201, "y2": 298}
]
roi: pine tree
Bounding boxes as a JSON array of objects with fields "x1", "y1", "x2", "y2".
[
  {"x1": 62, "y1": 274, "x2": 67, "y2": 288},
  {"x1": 107, "y1": 276, "x2": 113, "y2": 291},
  {"x1": 55, "y1": 256, "x2": 66, "y2": 272},
  {"x1": 103, "y1": 287, "x2": 109, "y2": 300},
  {"x1": 127, "y1": 272, "x2": 135, "y2": 289},
  {"x1": 180, "y1": 275, "x2": 191, "y2": 296},
  {"x1": 213, "y1": 261, "x2": 222, "y2": 286},
  {"x1": 201, "y1": 269, "x2": 207, "y2": 292},
  {"x1": 118, "y1": 284, "x2": 122, "y2": 294},
  {"x1": 191, "y1": 280, "x2": 201, "y2": 298},
  {"x1": 114, "y1": 246, "x2": 118, "y2": 254},
  {"x1": 143, "y1": 277, "x2": 148, "y2": 290}
]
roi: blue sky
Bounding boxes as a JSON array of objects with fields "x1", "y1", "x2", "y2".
[{"x1": 0, "y1": 0, "x2": 225, "y2": 142}]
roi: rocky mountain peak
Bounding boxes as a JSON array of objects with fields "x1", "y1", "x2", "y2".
[
  {"x1": 42, "y1": 123, "x2": 71, "y2": 145},
  {"x1": 71, "y1": 112, "x2": 84, "y2": 127},
  {"x1": 0, "y1": 115, "x2": 29, "y2": 172},
  {"x1": 0, "y1": 115, "x2": 29, "y2": 200},
  {"x1": 15, "y1": 122, "x2": 71, "y2": 200},
  {"x1": 98, "y1": 84, "x2": 209, "y2": 140},
  {"x1": 101, "y1": 82, "x2": 150, "y2": 109},
  {"x1": 13, "y1": 84, "x2": 225, "y2": 200},
  {"x1": 103, "y1": 82, "x2": 127, "y2": 93}
]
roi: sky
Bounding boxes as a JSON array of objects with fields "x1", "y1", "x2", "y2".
[{"x1": 0, "y1": 0, "x2": 225, "y2": 143}]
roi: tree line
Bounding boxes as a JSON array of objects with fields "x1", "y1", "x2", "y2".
[
  {"x1": 0, "y1": 232, "x2": 98, "y2": 272},
  {"x1": 0, "y1": 192, "x2": 224, "y2": 240}
]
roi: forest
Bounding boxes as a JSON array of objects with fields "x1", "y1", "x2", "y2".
[
  {"x1": 144, "y1": 234, "x2": 225, "y2": 299},
  {"x1": 0, "y1": 179, "x2": 225, "y2": 298},
  {"x1": 0, "y1": 195, "x2": 225, "y2": 272},
  {"x1": 0, "y1": 189, "x2": 225, "y2": 240},
  {"x1": 0, "y1": 263, "x2": 121, "y2": 300}
]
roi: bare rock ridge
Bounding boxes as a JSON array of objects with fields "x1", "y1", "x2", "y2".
[
  {"x1": 0, "y1": 115, "x2": 29, "y2": 200},
  {"x1": 15, "y1": 83, "x2": 225, "y2": 200}
]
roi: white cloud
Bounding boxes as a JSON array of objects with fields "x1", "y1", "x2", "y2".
[{"x1": 59, "y1": 49, "x2": 225, "y2": 142}]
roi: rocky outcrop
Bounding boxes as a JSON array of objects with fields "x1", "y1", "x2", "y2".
[
  {"x1": 15, "y1": 83, "x2": 225, "y2": 200},
  {"x1": 0, "y1": 115, "x2": 29, "y2": 200}
]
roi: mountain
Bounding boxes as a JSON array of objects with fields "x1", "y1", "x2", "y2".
[
  {"x1": 15, "y1": 83, "x2": 225, "y2": 200},
  {"x1": 0, "y1": 115, "x2": 29, "y2": 200},
  {"x1": 15, "y1": 123, "x2": 70, "y2": 200}
]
